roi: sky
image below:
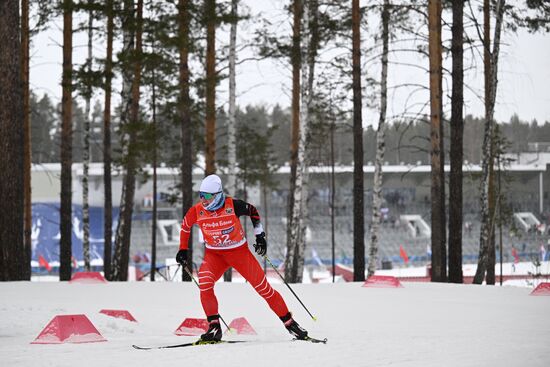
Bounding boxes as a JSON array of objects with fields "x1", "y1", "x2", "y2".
[{"x1": 28, "y1": 1, "x2": 550, "y2": 126}]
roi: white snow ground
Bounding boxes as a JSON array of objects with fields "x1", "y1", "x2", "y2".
[{"x1": 1, "y1": 276, "x2": 549, "y2": 367}]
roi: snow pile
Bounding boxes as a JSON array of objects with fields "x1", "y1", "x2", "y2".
[{"x1": 1, "y1": 280, "x2": 549, "y2": 366}]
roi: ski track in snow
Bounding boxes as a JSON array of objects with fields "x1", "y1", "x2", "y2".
[{"x1": 0, "y1": 281, "x2": 549, "y2": 367}]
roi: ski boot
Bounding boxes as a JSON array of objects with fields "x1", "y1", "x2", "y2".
[
  {"x1": 200, "y1": 315, "x2": 222, "y2": 342},
  {"x1": 280, "y1": 312, "x2": 308, "y2": 340}
]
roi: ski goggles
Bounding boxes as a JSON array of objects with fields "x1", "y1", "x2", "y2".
[{"x1": 199, "y1": 191, "x2": 220, "y2": 200}]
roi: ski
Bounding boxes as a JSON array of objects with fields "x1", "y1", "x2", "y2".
[
  {"x1": 133, "y1": 336, "x2": 327, "y2": 350},
  {"x1": 293, "y1": 336, "x2": 328, "y2": 344},
  {"x1": 132, "y1": 340, "x2": 247, "y2": 350}
]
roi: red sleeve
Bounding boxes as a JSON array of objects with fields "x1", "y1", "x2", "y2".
[{"x1": 179, "y1": 206, "x2": 198, "y2": 250}]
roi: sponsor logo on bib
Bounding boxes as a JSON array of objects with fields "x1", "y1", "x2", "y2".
[{"x1": 221, "y1": 227, "x2": 235, "y2": 235}]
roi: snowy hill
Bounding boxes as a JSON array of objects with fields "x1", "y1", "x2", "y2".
[{"x1": 1, "y1": 280, "x2": 549, "y2": 367}]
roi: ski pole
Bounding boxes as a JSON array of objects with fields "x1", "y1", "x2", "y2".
[
  {"x1": 181, "y1": 265, "x2": 232, "y2": 332},
  {"x1": 263, "y1": 255, "x2": 317, "y2": 321}
]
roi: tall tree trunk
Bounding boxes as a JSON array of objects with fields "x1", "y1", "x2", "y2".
[
  {"x1": 368, "y1": 0, "x2": 390, "y2": 278},
  {"x1": 103, "y1": 0, "x2": 114, "y2": 280},
  {"x1": 112, "y1": 0, "x2": 135, "y2": 281},
  {"x1": 113, "y1": 0, "x2": 143, "y2": 281},
  {"x1": 486, "y1": 154, "x2": 496, "y2": 284},
  {"x1": 330, "y1": 116, "x2": 336, "y2": 282},
  {"x1": 59, "y1": 0, "x2": 73, "y2": 281},
  {"x1": 285, "y1": 0, "x2": 318, "y2": 283},
  {"x1": 151, "y1": 161, "x2": 157, "y2": 282},
  {"x1": 486, "y1": 0, "x2": 505, "y2": 285},
  {"x1": 22, "y1": 0, "x2": 32, "y2": 280},
  {"x1": 474, "y1": 0, "x2": 492, "y2": 285},
  {"x1": 227, "y1": 0, "x2": 237, "y2": 196},
  {"x1": 205, "y1": 0, "x2": 216, "y2": 175},
  {"x1": 262, "y1": 182, "x2": 268, "y2": 273},
  {"x1": 448, "y1": 0, "x2": 464, "y2": 283},
  {"x1": 428, "y1": 0, "x2": 446, "y2": 282},
  {"x1": 438, "y1": 32, "x2": 447, "y2": 283},
  {"x1": 474, "y1": 0, "x2": 505, "y2": 285},
  {"x1": 151, "y1": 58, "x2": 158, "y2": 282},
  {"x1": 286, "y1": 0, "x2": 302, "y2": 279},
  {"x1": 82, "y1": 3, "x2": 93, "y2": 271},
  {"x1": 474, "y1": 0, "x2": 492, "y2": 284},
  {"x1": 0, "y1": 0, "x2": 24, "y2": 281},
  {"x1": 224, "y1": 0, "x2": 239, "y2": 282},
  {"x1": 352, "y1": 0, "x2": 365, "y2": 282},
  {"x1": 243, "y1": 179, "x2": 248, "y2": 240},
  {"x1": 179, "y1": 0, "x2": 193, "y2": 281}
]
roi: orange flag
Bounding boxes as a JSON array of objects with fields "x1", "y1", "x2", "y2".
[
  {"x1": 511, "y1": 247, "x2": 519, "y2": 264},
  {"x1": 399, "y1": 245, "x2": 409, "y2": 264},
  {"x1": 38, "y1": 255, "x2": 52, "y2": 272}
]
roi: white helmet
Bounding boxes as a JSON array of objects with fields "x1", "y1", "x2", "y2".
[{"x1": 200, "y1": 174, "x2": 223, "y2": 194}]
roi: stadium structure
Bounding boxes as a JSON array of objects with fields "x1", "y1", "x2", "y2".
[{"x1": 29, "y1": 150, "x2": 550, "y2": 276}]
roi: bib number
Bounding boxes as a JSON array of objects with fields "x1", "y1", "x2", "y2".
[{"x1": 212, "y1": 234, "x2": 231, "y2": 245}]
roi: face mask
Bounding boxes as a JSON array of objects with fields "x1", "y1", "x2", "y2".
[{"x1": 204, "y1": 192, "x2": 225, "y2": 211}]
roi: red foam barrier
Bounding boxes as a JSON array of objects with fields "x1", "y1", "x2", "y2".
[
  {"x1": 227, "y1": 317, "x2": 256, "y2": 335},
  {"x1": 362, "y1": 275, "x2": 404, "y2": 288},
  {"x1": 174, "y1": 318, "x2": 209, "y2": 336},
  {"x1": 530, "y1": 282, "x2": 550, "y2": 296},
  {"x1": 31, "y1": 314, "x2": 107, "y2": 344},
  {"x1": 99, "y1": 309, "x2": 137, "y2": 322},
  {"x1": 334, "y1": 264, "x2": 354, "y2": 282},
  {"x1": 69, "y1": 272, "x2": 107, "y2": 284}
]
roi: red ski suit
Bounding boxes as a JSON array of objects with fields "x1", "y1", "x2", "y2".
[{"x1": 179, "y1": 197, "x2": 289, "y2": 318}]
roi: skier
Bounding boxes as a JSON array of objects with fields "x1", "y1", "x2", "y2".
[{"x1": 176, "y1": 174, "x2": 308, "y2": 342}]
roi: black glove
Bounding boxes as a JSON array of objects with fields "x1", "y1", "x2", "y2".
[
  {"x1": 253, "y1": 232, "x2": 267, "y2": 256},
  {"x1": 176, "y1": 249, "x2": 188, "y2": 266}
]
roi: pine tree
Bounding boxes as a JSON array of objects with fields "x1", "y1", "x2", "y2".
[
  {"x1": 101, "y1": 0, "x2": 115, "y2": 280},
  {"x1": 0, "y1": 0, "x2": 25, "y2": 281},
  {"x1": 22, "y1": 0, "x2": 32, "y2": 280},
  {"x1": 178, "y1": 0, "x2": 194, "y2": 281},
  {"x1": 428, "y1": 0, "x2": 446, "y2": 282},
  {"x1": 112, "y1": 0, "x2": 144, "y2": 281},
  {"x1": 226, "y1": 0, "x2": 238, "y2": 198},
  {"x1": 30, "y1": 93, "x2": 57, "y2": 163},
  {"x1": 352, "y1": 0, "x2": 365, "y2": 282},
  {"x1": 149, "y1": 40, "x2": 159, "y2": 282},
  {"x1": 204, "y1": 0, "x2": 216, "y2": 175},
  {"x1": 448, "y1": 0, "x2": 464, "y2": 284},
  {"x1": 286, "y1": 0, "x2": 320, "y2": 283},
  {"x1": 59, "y1": 0, "x2": 74, "y2": 281}
]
